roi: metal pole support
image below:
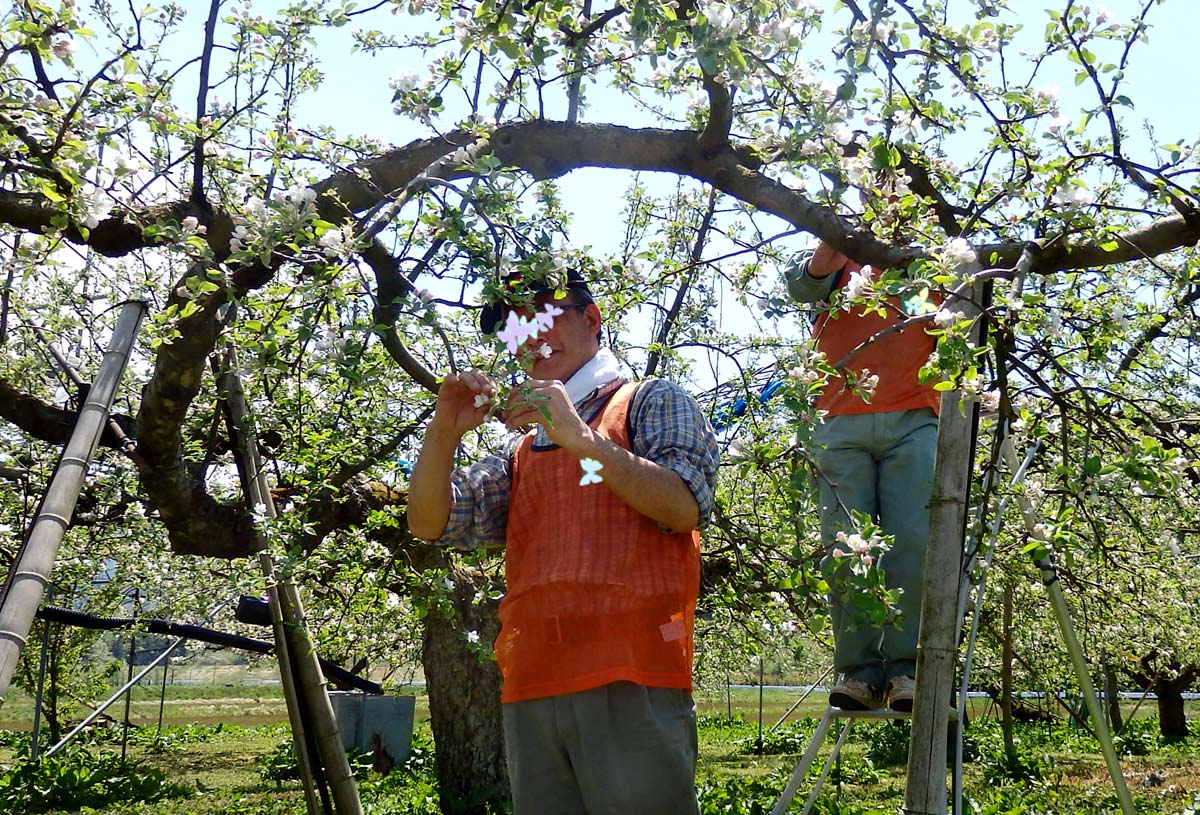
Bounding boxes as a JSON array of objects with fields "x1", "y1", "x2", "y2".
[{"x1": 0, "y1": 300, "x2": 147, "y2": 705}]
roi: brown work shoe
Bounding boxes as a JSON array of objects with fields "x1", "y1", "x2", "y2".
[
  {"x1": 887, "y1": 675, "x2": 916, "y2": 712},
  {"x1": 829, "y1": 677, "x2": 885, "y2": 711}
]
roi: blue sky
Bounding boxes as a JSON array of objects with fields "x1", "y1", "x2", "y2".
[{"x1": 280, "y1": 0, "x2": 1195, "y2": 262}]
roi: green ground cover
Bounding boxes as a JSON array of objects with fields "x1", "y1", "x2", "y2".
[{"x1": 1, "y1": 685, "x2": 1198, "y2": 814}]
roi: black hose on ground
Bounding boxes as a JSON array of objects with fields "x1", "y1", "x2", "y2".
[{"x1": 35, "y1": 604, "x2": 381, "y2": 695}]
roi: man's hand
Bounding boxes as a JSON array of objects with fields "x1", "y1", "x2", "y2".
[
  {"x1": 429, "y1": 369, "x2": 498, "y2": 439},
  {"x1": 504, "y1": 380, "x2": 593, "y2": 455},
  {"x1": 808, "y1": 241, "x2": 849, "y2": 279}
]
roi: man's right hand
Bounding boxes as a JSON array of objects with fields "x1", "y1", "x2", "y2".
[
  {"x1": 429, "y1": 369, "x2": 498, "y2": 438},
  {"x1": 807, "y1": 241, "x2": 849, "y2": 279}
]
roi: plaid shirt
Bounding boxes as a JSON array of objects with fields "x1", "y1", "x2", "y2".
[{"x1": 436, "y1": 378, "x2": 720, "y2": 549}]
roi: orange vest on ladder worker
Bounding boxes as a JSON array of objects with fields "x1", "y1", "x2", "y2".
[
  {"x1": 812, "y1": 260, "x2": 941, "y2": 417},
  {"x1": 494, "y1": 382, "x2": 701, "y2": 704}
]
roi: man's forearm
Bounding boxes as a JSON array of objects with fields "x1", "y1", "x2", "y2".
[
  {"x1": 572, "y1": 431, "x2": 700, "y2": 532},
  {"x1": 407, "y1": 427, "x2": 461, "y2": 540}
]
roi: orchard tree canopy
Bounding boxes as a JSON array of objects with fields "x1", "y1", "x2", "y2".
[
  {"x1": 5, "y1": 0, "x2": 1200, "y2": 799},
  {"x1": 2, "y1": 0, "x2": 1197, "y2": 559},
  {"x1": 3, "y1": 0, "x2": 1200, "y2": 732}
]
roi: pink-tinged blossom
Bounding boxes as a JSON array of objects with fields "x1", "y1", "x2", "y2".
[
  {"x1": 1045, "y1": 115, "x2": 1071, "y2": 136},
  {"x1": 788, "y1": 365, "x2": 818, "y2": 385},
  {"x1": 981, "y1": 390, "x2": 1001, "y2": 412},
  {"x1": 534, "y1": 302, "x2": 564, "y2": 331},
  {"x1": 860, "y1": 373, "x2": 879, "y2": 400},
  {"x1": 497, "y1": 311, "x2": 541, "y2": 354},
  {"x1": 537, "y1": 344, "x2": 553, "y2": 359},
  {"x1": 180, "y1": 216, "x2": 207, "y2": 235},
  {"x1": 831, "y1": 530, "x2": 887, "y2": 575},
  {"x1": 1034, "y1": 85, "x2": 1059, "y2": 106},
  {"x1": 52, "y1": 39, "x2": 74, "y2": 59}
]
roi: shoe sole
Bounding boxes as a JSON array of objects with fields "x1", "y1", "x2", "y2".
[{"x1": 830, "y1": 692, "x2": 879, "y2": 711}]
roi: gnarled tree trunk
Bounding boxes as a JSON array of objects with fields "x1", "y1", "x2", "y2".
[
  {"x1": 419, "y1": 561, "x2": 507, "y2": 814},
  {"x1": 1126, "y1": 650, "x2": 1197, "y2": 742},
  {"x1": 1152, "y1": 673, "x2": 1194, "y2": 741}
]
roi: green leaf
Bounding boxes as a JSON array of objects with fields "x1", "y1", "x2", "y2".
[
  {"x1": 933, "y1": 380, "x2": 956, "y2": 391},
  {"x1": 494, "y1": 37, "x2": 520, "y2": 59},
  {"x1": 41, "y1": 182, "x2": 66, "y2": 203}
]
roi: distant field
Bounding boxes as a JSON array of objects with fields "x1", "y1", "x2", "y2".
[
  {"x1": 2, "y1": 668, "x2": 1189, "y2": 735},
  {"x1": 2, "y1": 681, "x2": 1198, "y2": 815}
]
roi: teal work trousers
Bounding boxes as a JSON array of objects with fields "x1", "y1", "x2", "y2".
[{"x1": 813, "y1": 408, "x2": 938, "y2": 687}]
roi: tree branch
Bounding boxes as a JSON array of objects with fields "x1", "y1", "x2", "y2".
[
  {"x1": 3, "y1": 121, "x2": 1198, "y2": 289},
  {"x1": 645, "y1": 186, "x2": 717, "y2": 378},
  {"x1": 0, "y1": 375, "x2": 135, "y2": 450}
]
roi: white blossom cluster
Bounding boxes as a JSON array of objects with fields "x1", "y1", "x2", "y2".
[
  {"x1": 959, "y1": 372, "x2": 1000, "y2": 413},
  {"x1": 229, "y1": 186, "x2": 318, "y2": 256},
  {"x1": 832, "y1": 530, "x2": 889, "y2": 576},
  {"x1": 939, "y1": 237, "x2": 977, "y2": 271},
  {"x1": 786, "y1": 343, "x2": 827, "y2": 386}
]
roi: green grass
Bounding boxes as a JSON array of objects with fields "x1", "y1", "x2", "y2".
[{"x1": 2, "y1": 685, "x2": 1199, "y2": 814}]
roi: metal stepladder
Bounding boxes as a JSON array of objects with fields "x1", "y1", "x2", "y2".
[
  {"x1": 766, "y1": 439, "x2": 1022, "y2": 815},
  {"x1": 769, "y1": 432, "x2": 1035, "y2": 815},
  {"x1": 769, "y1": 706, "x2": 957, "y2": 815},
  {"x1": 769, "y1": 429, "x2": 1137, "y2": 815}
]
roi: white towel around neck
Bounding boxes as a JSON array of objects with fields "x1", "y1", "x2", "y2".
[{"x1": 563, "y1": 348, "x2": 623, "y2": 405}]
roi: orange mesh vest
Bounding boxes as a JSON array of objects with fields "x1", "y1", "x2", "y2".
[
  {"x1": 495, "y1": 382, "x2": 701, "y2": 704},
  {"x1": 814, "y1": 260, "x2": 941, "y2": 417}
]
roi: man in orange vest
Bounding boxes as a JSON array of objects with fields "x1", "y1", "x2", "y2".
[
  {"x1": 408, "y1": 269, "x2": 719, "y2": 815},
  {"x1": 785, "y1": 240, "x2": 940, "y2": 713}
]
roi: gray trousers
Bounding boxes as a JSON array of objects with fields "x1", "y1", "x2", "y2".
[
  {"x1": 815, "y1": 408, "x2": 938, "y2": 687},
  {"x1": 503, "y1": 681, "x2": 700, "y2": 815}
]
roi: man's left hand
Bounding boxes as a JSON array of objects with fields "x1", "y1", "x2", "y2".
[{"x1": 504, "y1": 379, "x2": 595, "y2": 456}]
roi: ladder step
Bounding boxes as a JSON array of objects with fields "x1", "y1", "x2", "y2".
[{"x1": 826, "y1": 706, "x2": 959, "y2": 721}]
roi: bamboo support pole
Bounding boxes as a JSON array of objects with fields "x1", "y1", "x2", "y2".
[
  {"x1": 216, "y1": 353, "x2": 324, "y2": 815},
  {"x1": 218, "y1": 347, "x2": 361, "y2": 815},
  {"x1": 1000, "y1": 438, "x2": 1136, "y2": 815},
  {"x1": 0, "y1": 300, "x2": 147, "y2": 705}
]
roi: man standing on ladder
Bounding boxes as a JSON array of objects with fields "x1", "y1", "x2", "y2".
[
  {"x1": 407, "y1": 267, "x2": 720, "y2": 815},
  {"x1": 785, "y1": 238, "x2": 940, "y2": 713}
]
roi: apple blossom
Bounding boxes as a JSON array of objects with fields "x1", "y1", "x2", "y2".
[{"x1": 843, "y1": 270, "x2": 873, "y2": 302}]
